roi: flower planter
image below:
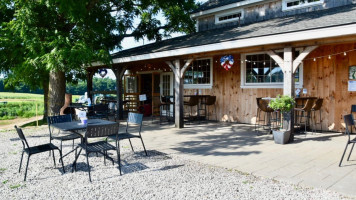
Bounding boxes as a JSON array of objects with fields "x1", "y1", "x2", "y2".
[{"x1": 273, "y1": 129, "x2": 291, "y2": 144}]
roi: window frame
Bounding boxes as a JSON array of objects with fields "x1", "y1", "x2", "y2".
[
  {"x1": 215, "y1": 8, "x2": 244, "y2": 24},
  {"x1": 240, "y1": 50, "x2": 303, "y2": 89},
  {"x1": 282, "y1": 0, "x2": 324, "y2": 11},
  {"x1": 183, "y1": 57, "x2": 213, "y2": 89}
]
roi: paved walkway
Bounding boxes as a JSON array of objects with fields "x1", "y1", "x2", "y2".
[{"x1": 138, "y1": 121, "x2": 356, "y2": 197}]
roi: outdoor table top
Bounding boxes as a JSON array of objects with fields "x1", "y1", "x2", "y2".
[
  {"x1": 295, "y1": 97, "x2": 317, "y2": 100},
  {"x1": 51, "y1": 119, "x2": 117, "y2": 132},
  {"x1": 68, "y1": 104, "x2": 94, "y2": 109},
  {"x1": 184, "y1": 95, "x2": 210, "y2": 97}
]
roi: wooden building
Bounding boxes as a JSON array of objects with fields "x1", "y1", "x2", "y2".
[{"x1": 88, "y1": 0, "x2": 356, "y2": 132}]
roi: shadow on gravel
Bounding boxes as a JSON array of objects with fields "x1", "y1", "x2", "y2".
[{"x1": 157, "y1": 164, "x2": 184, "y2": 171}]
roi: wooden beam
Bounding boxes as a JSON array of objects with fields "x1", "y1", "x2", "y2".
[
  {"x1": 165, "y1": 61, "x2": 178, "y2": 77},
  {"x1": 293, "y1": 46, "x2": 318, "y2": 73},
  {"x1": 180, "y1": 59, "x2": 194, "y2": 78},
  {"x1": 267, "y1": 50, "x2": 285, "y2": 70},
  {"x1": 283, "y1": 47, "x2": 294, "y2": 96}
]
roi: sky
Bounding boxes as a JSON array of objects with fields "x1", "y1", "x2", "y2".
[{"x1": 95, "y1": 0, "x2": 209, "y2": 79}]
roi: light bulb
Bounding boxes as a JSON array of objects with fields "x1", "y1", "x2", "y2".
[
  {"x1": 328, "y1": 55, "x2": 331, "y2": 59},
  {"x1": 313, "y1": 58, "x2": 316, "y2": 62},
  {"x1": 344, "y1": 52, "x2": 347, "y2": 56}
]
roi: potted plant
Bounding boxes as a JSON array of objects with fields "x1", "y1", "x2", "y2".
[{"x1": 268, "y1": 95, "x2": 295, "y2": 144}]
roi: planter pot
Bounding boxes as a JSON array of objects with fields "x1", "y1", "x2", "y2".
[{"x1": 273, "y1": 130, "x2": 291, "y2": 144}]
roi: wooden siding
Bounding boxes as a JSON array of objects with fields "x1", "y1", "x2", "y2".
[
  {"x1": 184, "y1": 43, "x2": 356, "y2": 132},
  {"x1": 198, "y1": 0, "x2": 356, "y2": 32}
]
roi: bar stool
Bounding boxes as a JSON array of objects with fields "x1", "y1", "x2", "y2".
[
  {"x1": 255, "y1": 98, "x2": 278, "y2": 133},
  {"x1": 184, "y1": 96, "x2": 200, "y2": 124},
  {"x1": 203, "y1": 96, "x2": 217, "y2": 121},
  {"x1": 311, "y1": 98, "x2": 323, "y2": 133},
  {"x1": 151, "y1": 96, "x2": 162, "y2": 124},
  {"x1": 294, "y1": 99, "x2": 315, "y2": 134}
]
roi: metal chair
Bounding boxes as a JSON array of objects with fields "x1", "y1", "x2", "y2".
[
  {"x1": 350, "y1": 105, "x2": 356, "y2": 134},
  {"x1": 184, "y1": 96, "x2": 200, "y2": 124},
  {"x1": 311, "y1": 98, "x2": 323, "y2": 133},
  {"x1": 14, "y1": 125, "x2": 65, "y2": 181},
  {"x1": 72, "y1": 123, "x2": 120, "y2": 182},
  {"x1": 88, "y1": 104, "x2": 109, "y2": 120},
  {"x1": 339, "y1": 114, "x2": 356, "y2": 167},
  {"x1": 107, "y1": 112, "x2": 148, "y2": 175},
  {"x1": 47, "y1": 115, "x2": 81, "y2": 159},
  {"x1": 294, "y1": 99, "x2": 315, "y2": 134}
]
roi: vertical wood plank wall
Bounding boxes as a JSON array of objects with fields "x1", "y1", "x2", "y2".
[{"x1": 184, "y1": 43, "x2": 356, "y2": 132}]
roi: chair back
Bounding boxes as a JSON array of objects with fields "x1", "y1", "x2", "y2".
[
  {"x1": 205, "y1": 96, "x2": 216, "y2": 106},
  {"x1": 302, "y1": 99, "x2": 315, "y2": 112},
  {"x1": 187, "y1": 96, "x2": 199, "y2": 107},
  {"x1": 344, "y1": 114, "x2": 355, "y2": 140},
  {"x1": 259, "y1": 99, "x2": 274, "y2": 113},
  {"x1": 126, "y1": 112, "x2": 143, "y2": 134},
  {"x1": 94, "y1": 104, "x2": 109, "y2": 113},
  {"x1": 47, "y1": 114, "x2": 72, "y2": 138},
  {"x1": 14, "y1": 125, "x2": 30, "y2": 150},
  {"x1": 47, "y1": 114, "x2": 72, "y2": 125},
  {"x1": 351, "y1": 105, "x2": 356, "y2": 113},
  {"x1": 312, "y1": 98, "x2": 323, "y2": 111},
  {"x1": 85, "y1": 123, "x2": 119, "y2": 139}
]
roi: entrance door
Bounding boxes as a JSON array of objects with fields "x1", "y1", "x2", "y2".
[
  {"x1": 124, "y1": 75, "x2": 139, "y2": 112},
  {"x1": 160, "y1": 72, "x2": 174, "y2": 116}
]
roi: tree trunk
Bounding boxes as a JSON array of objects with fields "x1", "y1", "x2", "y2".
[
  {"x1": 42, "y1": 79, "x2": 49, "y2": 120},
  {"x1": 48, "y1": 70, "x2": 65, "y2": 116}
]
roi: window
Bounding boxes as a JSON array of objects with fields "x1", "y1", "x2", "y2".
[
  {"x1": 215, "y1": 9, "x2": 244, "y2": 24},
  {"x1": 240, "y1": 51, "x2": 303, "y2": 88},
  {"x1": 184, "y1": 58, "x2": 213, "y2": 89},
  {"x1": 282, "y1": 0, "x2": 323, "y2": 11}
]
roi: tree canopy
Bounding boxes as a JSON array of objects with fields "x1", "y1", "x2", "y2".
[{"x1": 0, "y1": 0, "x2": 198, "y2": 115}]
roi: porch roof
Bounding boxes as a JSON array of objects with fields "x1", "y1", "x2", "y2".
[{"x1": 111, "y1": 4, "x2": 356, "y2": 64}]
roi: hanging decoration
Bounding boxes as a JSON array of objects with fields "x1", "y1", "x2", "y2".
[
  {"x1": 220, "y1": 55, "x2": 234, "y2": 71},
  {"x1": 98, "y1": 69, "x2": 108, "y2": 78}
]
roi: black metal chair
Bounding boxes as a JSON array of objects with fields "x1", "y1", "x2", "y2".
[
  {"x1": 14, "y1": 125, "x2": 65, "y2": 181},
  {"x1": 339, "y1": 114, "x2": 356, "y2": 167},
  {"x1": 350, "y1": 105, "x2": 356, "y2": 134},
  {"x1": 108, "y1": 112, "x2": 148, "y2": 175},
  {"x1": 47, "y1": 115, "x2": 81, "y2": 159},
  {"x1": 72, "y1": 123, "x2": 120, "y2": 182},
  {"x1": 88, "y1": 104, "x2": 109, "y2": 120}
]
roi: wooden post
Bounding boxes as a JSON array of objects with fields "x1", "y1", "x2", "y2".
[
  {"x1": 113, "y1": 66, "x2": 127, "y2": 120},
  {"x1": 166, "y1": 59, "x2": 194, "y2": 128}
]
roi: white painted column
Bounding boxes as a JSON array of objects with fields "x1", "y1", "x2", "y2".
[{"x1": 283, "y1": 47, "x2": 295, "y2": 96}]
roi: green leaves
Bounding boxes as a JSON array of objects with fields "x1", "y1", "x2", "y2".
[{"x1": 268, "y1": 95, "x2": 296, "y2": 113}]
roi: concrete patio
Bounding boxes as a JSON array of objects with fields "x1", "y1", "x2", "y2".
[{"x1": 140, "y1": 121, "x2": 356, "y2": 197}]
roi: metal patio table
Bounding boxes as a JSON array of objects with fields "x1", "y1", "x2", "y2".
[{"x1": 50, "y1": 119, "x2": 117, "y2": 164}]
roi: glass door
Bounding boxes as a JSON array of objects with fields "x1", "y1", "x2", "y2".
[{"x1": 160, "y1": 72, "x2": 174, "y2": 116}]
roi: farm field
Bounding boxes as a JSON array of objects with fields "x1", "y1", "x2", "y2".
[{"x1": 0, "y1": 92, "x2": 80, "y2": 128}]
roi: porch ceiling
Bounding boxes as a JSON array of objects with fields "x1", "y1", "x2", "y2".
[{"x1": 110, "y1": 4, "x2": 356, "y2": 65}]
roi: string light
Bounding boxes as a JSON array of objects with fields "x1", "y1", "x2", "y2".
[
  {"x1": 344, "y1": 52, "x2": 347, "y2": 56},
  {"x1": 263, "y1": 62, "x2": 266, "y2": 66},
  {"x1": 328, "y1": 55, "x2": 331, "y2": 59},
  {"x1": 313, "y1": 58, "x2": 316, "y2": 62}
]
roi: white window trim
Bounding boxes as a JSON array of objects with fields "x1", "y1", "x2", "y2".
[
  {"x1": 282, "y1": 0, "x2": 324, "y2": 11},
  {"x1": 215, "y1": 8, "x2": 244, "y2": 24},
  {"x1": 184, "y1": 57, "x2": 213, "y2": 89},
  {"x1": 240, "y1": 50, "x2": 303, "y2": 89}
]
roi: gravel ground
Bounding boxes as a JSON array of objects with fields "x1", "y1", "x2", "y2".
[{"x1": 0, "y1": 126, "x2": 353, "y2": 200}]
